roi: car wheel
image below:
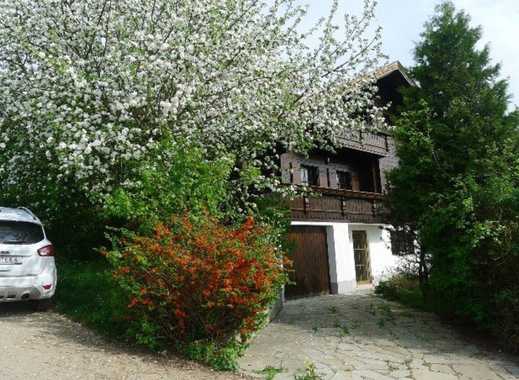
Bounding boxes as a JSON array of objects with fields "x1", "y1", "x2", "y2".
[{"x1": 31, "y1": 298, "x2": 54, "y2": 312}]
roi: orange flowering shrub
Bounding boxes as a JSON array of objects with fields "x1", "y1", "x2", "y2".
[{"x1": 106, "y1": 213, "x2": 287, "y2": 348}]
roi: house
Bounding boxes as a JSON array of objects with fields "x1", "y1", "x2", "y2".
[{"x1": 280, "y1": 62, "x2": 413, "y2": 298}]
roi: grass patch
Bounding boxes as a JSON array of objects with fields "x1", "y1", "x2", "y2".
[
  {"x1": 54, "y1": 258, "x2": 131, "y2": 339},
  {"x1": 375, "y1": 275, "x2": 430, "y2": 311},
  {"x1": 255, "y1": 365, "x2": 284, "y2": 380},
  {"x1": 333, "y1": 320, "x2": 349, "y2": 337}
]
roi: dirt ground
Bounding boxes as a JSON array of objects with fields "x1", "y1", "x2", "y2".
[{"x1": 0, "y1": 302, "x2": 246, "y2": 380}]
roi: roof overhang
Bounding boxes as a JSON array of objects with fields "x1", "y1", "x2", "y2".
[{"x1": 374, "y1": 61, "x2": 415, "y2": 87}]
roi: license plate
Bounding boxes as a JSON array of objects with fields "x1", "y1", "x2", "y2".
[{"x1": 0, "y1": 256, "x2": 22, "y2": 265}]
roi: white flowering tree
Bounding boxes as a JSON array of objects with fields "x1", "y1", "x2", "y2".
[{"x1": 0, "y1": 0, "x2": 385, "y2": 216}]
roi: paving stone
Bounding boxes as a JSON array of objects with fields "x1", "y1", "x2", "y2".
[
  {"x1": 407, "y1": 358, "x2": 426, "y2": 368},
  {"x1": 352, "y1": 369, "x2": 393, "y2": 380},
  {"x1": 238, "y1": 290, "x2": 519, "y2": 380},
  {"x1": 502, "y1": 364, "x2": 519, "y2": 377},
  {"x1": 423, "y1": 353, "x2": 476, "y2": 365},
  {"x1": 412, "y1": 369, "x2": 458, "y2": 379},
  {"x1": 353, "y1": 358, "x2": 390, "y2": 371},
  {"x1": 329, "y1": 370, "x2": 353, "y2": 380},
  {"x1": 390, "y1": 369, "x2": 412, "y2": 378},
  {"x1": 338, "y1": 343, "x2": 360, "y2": 352},
  {"x1": 452, "y1": 363, "x2": 504, "y2": 380},
  {"x1": 429, "y1": 363, "x2": 456, "y2": 375}
]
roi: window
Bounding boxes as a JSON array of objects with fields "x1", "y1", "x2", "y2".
[
  {"x1": 0, "y1": 221, "x2": 44, "y2": 244},
  {"x1": 300, "y1": 165, "x2": 319, "y2": 186},
  {"x1": 336, "y1": 170, "x2": 352, "y2": 190},
  {"x1": 390, "y1": 228, "x2": 416, "y2": 256}
]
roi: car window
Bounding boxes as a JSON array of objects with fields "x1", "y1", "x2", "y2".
[{"x1": 0, "y1": 221, "x2": 44, "y2": 244}]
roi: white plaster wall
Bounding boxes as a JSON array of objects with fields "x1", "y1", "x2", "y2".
[
  {"x1": 348, "y1": 224, "x2": 397, "y2": 285},
  {"x1": 327, "y1": 223, "x2": 356, "y2": 293}
]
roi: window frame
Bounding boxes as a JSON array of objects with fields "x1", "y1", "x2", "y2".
[
  {"x1": 300, "y1": 164, "x2": 320, "y2": 187},
  {"x1": 336, "y1": 170, "x2": 353, "y2": 190}
]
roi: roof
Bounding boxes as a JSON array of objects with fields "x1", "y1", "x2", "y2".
[
  {"x1": 374, "y1": 61, "x2": 415, "y2": 87},
  {"x1": 0, "y1": 207, "x2": 42, "y2": 224}
]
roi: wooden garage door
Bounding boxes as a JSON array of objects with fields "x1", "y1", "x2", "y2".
[{"x1": 286, "y1": 226, "x2": 331, "y2": 298}]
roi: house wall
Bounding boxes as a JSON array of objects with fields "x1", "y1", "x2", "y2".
[
  {"x1": 348, "y1": 224, "x2": 398, "y2": 285},
  {"x1": 281, "y1": 144, "x2": 397, "y2": 193},
  {"x1": 291, "y1": 221, "x2": 397, "y2": 294},
  {"x1": 281, "y1": 151, "x2": 361, "y2": 189},
  {"x1": 379, "y1": 136, "x2": 398, "y2": 191}
]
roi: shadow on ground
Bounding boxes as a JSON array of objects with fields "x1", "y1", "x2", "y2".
[{"x1": 0, "y1": 301, "x2": 38, "y2": 316}]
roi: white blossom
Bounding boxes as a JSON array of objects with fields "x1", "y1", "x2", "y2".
[{"x1": 0, "y1": 0, "x2": 386, "y2": 206}]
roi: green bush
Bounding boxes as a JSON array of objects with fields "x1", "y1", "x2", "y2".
[
  {"x1": 183, "y1": 339, "x2": 246, "y2": 371},
  {"x1": 495, "y1": 288, "x2": 519, "y2": 352},
  {"x1": 55, "y1": 259, "x2": 131, "y2": 338},
  {"x1": 104, "y1": 138, "x2": 233, "y2": 231},
  {"x1": 104, "y1": 213, "x2": 286, "y2": 354},
  {"x1": 50, "y1": 137, "x2": 291, "y2": 371},
  {"x1": 375, "y1": 274, "x2": 428, "y2": 311},
  {"x1": 55, "y1": 256, "x2": 251, "y2": 371}
]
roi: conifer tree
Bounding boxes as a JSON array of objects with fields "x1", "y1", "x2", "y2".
[{"x1": 388, "y1": 2, "x2": 519, "y2": 348}]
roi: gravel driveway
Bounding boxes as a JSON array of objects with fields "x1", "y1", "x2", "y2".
[
  {"x1": 239, "y1": 290, "x2": 519, "y2": 380},
  {"x1": 0, "y1": 303, "x2": 245, "y2": 380}
]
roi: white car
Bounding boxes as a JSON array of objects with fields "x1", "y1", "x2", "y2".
[{"x1": 0, "y1": 207, "x2": 57, "y2": 309}]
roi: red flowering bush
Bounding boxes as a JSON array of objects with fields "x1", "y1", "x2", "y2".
[{"x1": 106, "y1": 213, "x2": 287, "y2": 352}]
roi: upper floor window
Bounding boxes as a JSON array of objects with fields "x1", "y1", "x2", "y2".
[
  {"x1": 336, "y1": 170, "x2": 352, "y2": 190},
  {"x1": 300, "y1": 165, "x2": 319, "y2": 186}
]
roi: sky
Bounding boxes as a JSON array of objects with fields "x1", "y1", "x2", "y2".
[{"x1": 297, "y1": 0, "x2": 519, "y2": 108}]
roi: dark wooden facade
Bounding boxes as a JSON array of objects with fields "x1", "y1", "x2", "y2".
[
  {"x1": 281, "y1": 62, "x2": 410, "y2": 225},
  {"x1": 290, "y1": 188, "x2": 387, "y2": 224},
  {"x1": 338, "y1": 130, "x2": 391, "y2": 157},
  {"x1": 281, "y1": 140, "x2": 396, "y2": 224},
  {"x1": 278, "y1": 62, "x2": 412, "y2": 299}
]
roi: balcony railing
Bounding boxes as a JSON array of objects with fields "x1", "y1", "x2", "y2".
[
  {"x1": 290, "y1": 187, "x2": 387, "y2": 224},
  {"x1": 338, "y1": 130, "x2": 390, "y2": 156}
]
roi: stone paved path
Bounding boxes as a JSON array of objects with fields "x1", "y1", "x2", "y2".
[{"x1": 239, "y1": 290, "x2": 519, "y2": 380}]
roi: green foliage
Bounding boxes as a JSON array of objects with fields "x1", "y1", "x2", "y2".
[
  {"x1": 104, "y1": 212, "x2": 287, "y2": 370},
  {"x1": 387, "y1": 1, "x2": 519, "y2": 352},
  {"x1": 48, "y1": 135, "x2": 291, "y2": 371},
  {"x1": 104, "y1": 138, "x2": 234, "y2": 231},
  {"x1": 375, "y1": 275, "x2": 428, "y2": 311},
  {"x1": 334, "y1": 321, "x2": 349, "y2": 337},
  {"x1": 54, "y1": 259, "x2": 131, "y2": 338},
  {"x1": 53, "y1": 229, "x2": 285, "y2": 374},
  {"x1": 255, "y1": 365, "x2": 285, "y2": 380},
  {"x1": 183, "y1": 339, "x2": 246, "y2": 372},
  {"x1": 0, "y1": 171, "x2": 105, "y2": 259},
  {"x1": 0, "y1": 138, "x2": 234, "y2": 259},
  {"x1": 254, "y1": 194, "x2": 293, "y2": 257},
  {"x1": 294, "y1": 362, "x2": 322, "y2": 380}
]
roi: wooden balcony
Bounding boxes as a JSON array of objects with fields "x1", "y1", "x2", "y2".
[
  {"x1": 290, "y1": 187, "x2": 388, "y2": 224},
  {"x1": 338, "y1": 130, "x2": 390, "y2": 157}
]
